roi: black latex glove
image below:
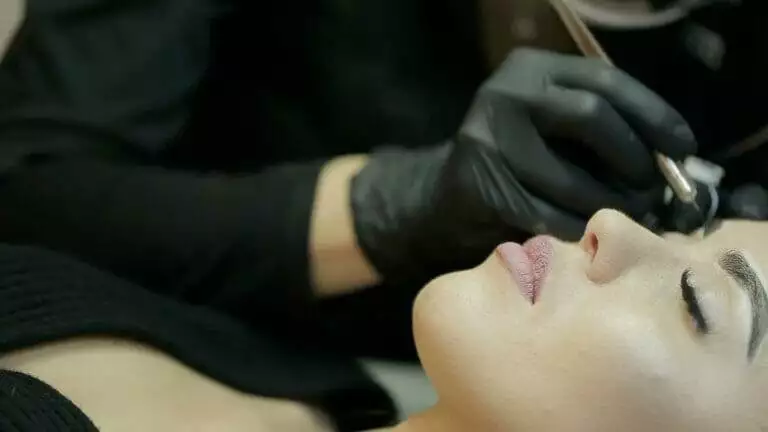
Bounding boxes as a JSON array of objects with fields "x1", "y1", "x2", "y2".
[{"x1": 351, "y1": 48, "x2": 697, "y2": 285}]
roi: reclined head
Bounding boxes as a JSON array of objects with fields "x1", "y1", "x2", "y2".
[{"x1": 410, "y1": 209, "x2": 768, "y2": 432}]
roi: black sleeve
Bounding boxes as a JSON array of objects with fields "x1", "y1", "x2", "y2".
[
  {"x1": 0, "y1": 370, "x2": 98, "y2": 431},
  {"x1": 0, "y1": 0, "x2": 330, "y2": 325},
  {"x1": 0, "y1": 244, "x2": 396, "y2": 431},
  {"x1": 0, "y1": 157, "x2": 326, "y2": 327}
]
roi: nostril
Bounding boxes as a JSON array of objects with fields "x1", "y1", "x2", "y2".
[{"x1": 581, "y1": 232, "x2": 598, "y2": 262}]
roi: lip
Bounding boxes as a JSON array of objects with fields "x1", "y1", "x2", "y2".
[{"x1": 496, "y1": 236, "x2": 554, "y2": 304}]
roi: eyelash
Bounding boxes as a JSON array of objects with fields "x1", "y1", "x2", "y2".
[{"x1": 681, "y1": 270, "x2": 710, "y2": 334}]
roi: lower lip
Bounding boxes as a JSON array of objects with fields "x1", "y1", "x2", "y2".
[{"x1": 496, "y1": 236, "x2": 554, "y2": 304}]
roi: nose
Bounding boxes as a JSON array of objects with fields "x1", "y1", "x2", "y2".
[{"x1": 579, "y1": 209, "x2": 663, "y2": 283}]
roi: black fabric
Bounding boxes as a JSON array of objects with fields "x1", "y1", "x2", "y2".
[
  {"x1": 168, "y1": 0, "x2": 485, "y2": 170},
  {"x1": 0, "y1": 0, "x2": 487, "y2": 365},
  {"x1": 0, "y1": 0, "x2": 225, "y2": 161},
  {"x1": 0, "y1": 0, "x2": 338, "y2": 346},
  {"x1": 0, "y1": 158, "x2": 326, "y2": 334},
  {"x1": 0, "y1": 370, "x2": 98, "y2": 432},
  {"x1": 0, "y1": 245, "x2": 396, "y2": 431},
  {"x1": 594, "y1": 0, "x2": 768, "y2": 163},
  {"x1": 0, "y1": 0, "x2": 766, "y2": 424}
]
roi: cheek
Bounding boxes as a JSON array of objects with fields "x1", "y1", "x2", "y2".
[
  {"x1": 413, "y1": 272, "x2": 532, "y2": 404},
  {"x1": 561, "y1": 305, "x2": 746, "y2": 424},
  {"x1": 414, "y1": 274, "x2": 507, "y2": 359},
  {"x1": 521, "y1": 314, "x2": 692, "y2": 429},
  {"x1": 414, "y1": 289, "x2": 684, "y2": 430}
]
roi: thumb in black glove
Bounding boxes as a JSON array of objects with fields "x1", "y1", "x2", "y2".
[{"x1": 351, "y1": 48, "x2": 697, "y2": 285}]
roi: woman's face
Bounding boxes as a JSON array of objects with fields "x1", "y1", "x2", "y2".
[{"x1": 413, "y1": 210, "x2": 768, "y2": 432}]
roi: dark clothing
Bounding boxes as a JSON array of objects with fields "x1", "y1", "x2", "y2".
[
  {"x1": 0, "y1": 0, "x2": 488, "y2": 360},
  {"x1": 0, "y1": 0, "x2": 766, "y2": 298},
  {"x1": 0, "y1": 0, "x2": 327, "y2": 313},
  {"x1": 0, "y1": 370, "x2": 98, "y2": 432},
  {"x1": 594, "y1": 0, "x2": 768, "y2": 177},
  {"x1": 0, "y1": 0, "x2": 481, "y2": 427},
  {"x1": 0, "y1": 0, "x2": 767, "y2": 429},
  {"x1": 0, "y1": 245, "x2": 394, "y2": 431}
]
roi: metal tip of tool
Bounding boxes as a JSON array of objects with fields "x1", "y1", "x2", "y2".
[
  {"x1": 691, "y1": 202, "x2": 702, "y2": 215},
  {"x1": 692, "y1": 202, "x2": 708, "y2": 238},
  {"x1": 696, "y1": 185, "x2": 720, "y2": 238},
  {"x1": 683, "y1": 202, "x2": 704, "y2": 240}
]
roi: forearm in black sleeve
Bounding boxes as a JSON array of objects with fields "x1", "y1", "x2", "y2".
[{"x1": 0, "y1": 157, "x2": 326, "y2": 325}]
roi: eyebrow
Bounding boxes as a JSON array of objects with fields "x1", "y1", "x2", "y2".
[{"x1": 718, "y1": 250, "x2": 768, "y2": 359}]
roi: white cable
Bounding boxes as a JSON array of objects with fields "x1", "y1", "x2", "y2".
[
  {"x1": 705, "y1": 183, "x2": 719, "y2": 226},
  {"x1": 565, "y1": 0, "x2": 717, "y2": 29}
]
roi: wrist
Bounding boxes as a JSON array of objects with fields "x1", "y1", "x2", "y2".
[{"x1": 309, "y1": 155, "x2": 382, "y2": 297}]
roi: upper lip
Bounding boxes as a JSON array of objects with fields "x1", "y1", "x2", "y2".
[{"x1": 495, "y1": 236, "x2": 554, "y2": 304}]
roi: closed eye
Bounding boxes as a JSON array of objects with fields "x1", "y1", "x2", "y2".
[{"x1": 681, "y1": 269, "x2": 709, "y2": 334}]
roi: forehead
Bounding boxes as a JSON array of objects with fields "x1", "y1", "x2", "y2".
[
  {"x1": 665, "y1": 224, "x2": 768, "y2": 283},
  {"x1": 695, "y1": 221, "x2": 768, "y2": 256}
]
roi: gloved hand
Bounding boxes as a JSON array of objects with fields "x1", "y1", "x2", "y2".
[{"x1": 351, "y1": 48, "x2": 697, "y2": 284}]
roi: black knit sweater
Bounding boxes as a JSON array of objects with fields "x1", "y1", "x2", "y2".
[{"x1": 0, "y1": 245, "x2": 396, "y2": 431}]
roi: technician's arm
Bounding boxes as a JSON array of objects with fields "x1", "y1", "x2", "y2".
[
  {"x1": 309, "y1": 155, "x2": 382, "y2": 295},
  {"x1": 0, "y1": 155, "x2": 380, "y2": 325}
]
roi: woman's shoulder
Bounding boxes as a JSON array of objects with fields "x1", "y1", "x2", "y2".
[{"x1": 0, "y1": 245, "x2": 396, "y2": 432}]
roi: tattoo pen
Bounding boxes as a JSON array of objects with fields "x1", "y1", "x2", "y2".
[
  {"x1": 656, "y1": 154, "x2": 701, "y2": 214},
  {"x1": 549, "y1": 0, "x2": 704, "y2": 219}
]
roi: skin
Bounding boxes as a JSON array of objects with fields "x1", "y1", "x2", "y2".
[
  {"x1": 1, "y1": 338, "x2": 336, "y2": 432},
  {"x1": 0, "y1": 154, "x2": 373, "y2": 432},
  {"x1": 9, "y1": 208, "x2": 768, "y2": 432},
  {"x1": 0, "y1": 2, "x2": 761, "y2": 430},
  {"x1": 392, "y1": 210, "x2": 768, "y2": 432},
  {"x1": 0, "y1": 0, "x2": 22, "y2": 59},
  {"x1": 310, "y1": 155, "x2": 381, "y2": 295}
]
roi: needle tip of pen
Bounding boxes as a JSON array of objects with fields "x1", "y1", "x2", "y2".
[{"x1": 691, "y1": 202, "x2": 710, "y2": 237}]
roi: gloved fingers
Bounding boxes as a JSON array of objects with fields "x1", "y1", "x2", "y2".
[
  {"x1": 488, "y1": 147, "x2": 663, "y2": 238},
  {"x1": 551, "y1": 58, "x2": 697, "y2": 159},
  {"x1": 532, "y1": 87, "x2": 656, "y2": 189},
  {"x1": 483, "y1": 104, "x2": 631, "y2": 217},
  {"x1": 622, "y1": 185, "x2": 666, "y2": 229},
  {"x1": 506, "y1": 187, "x2": 663, "y2": 242},
  {"x1": 468, "y1": 153, "x2": 589, "y2": 241},
  {"x1": 512, "y1": 192, "x2": 588, "y2": 241},
  {"x1": 477, "y1": 159, "x2": 588, "y2": 240},
  {"x1": 522, "y1": 154, "x2": 631, "y2": 219},
  {"x1": 492, "y1": 119, "x2": 630, "y2": 218}
]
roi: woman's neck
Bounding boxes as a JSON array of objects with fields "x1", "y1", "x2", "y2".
[{"x1": 376, "y1": 409, "x2": 463, "y2": 432}]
